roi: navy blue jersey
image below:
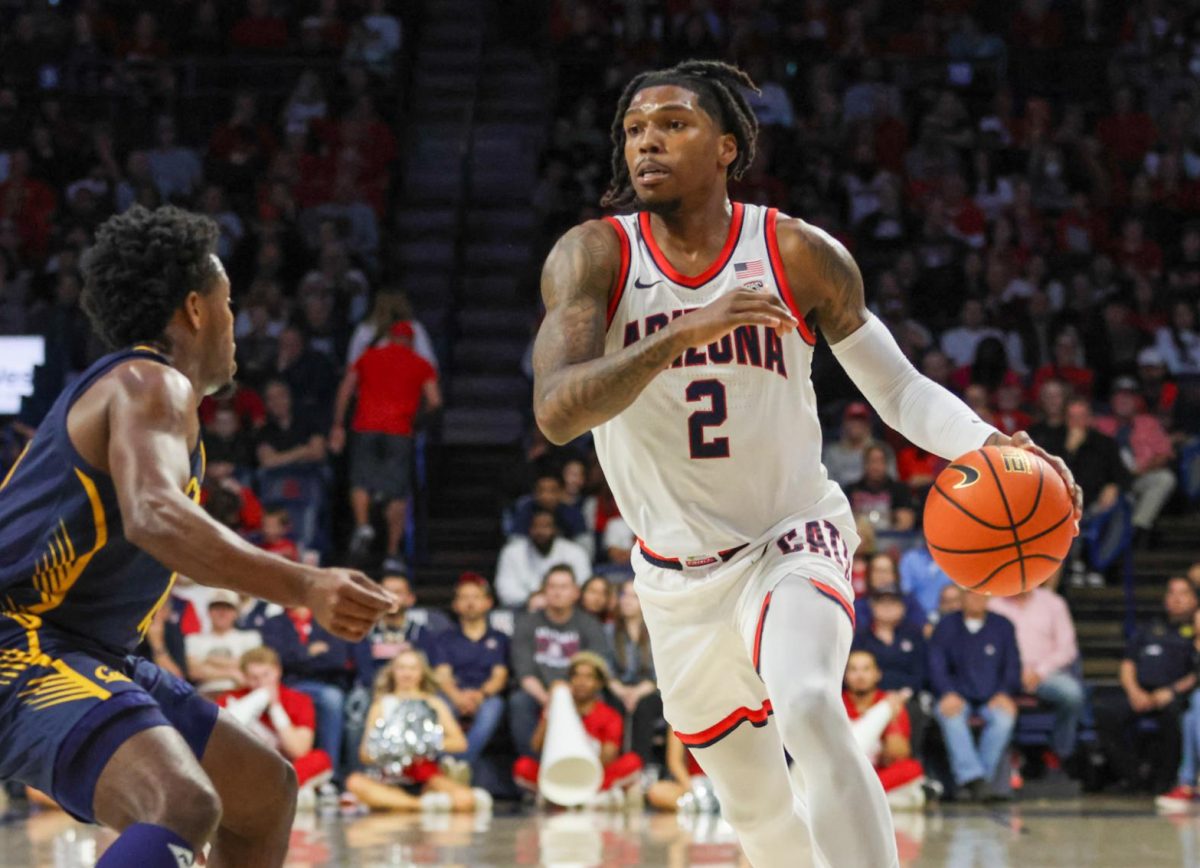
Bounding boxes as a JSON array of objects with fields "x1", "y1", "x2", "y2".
[{"x1": 0, "y1": 346, "x2": 204, "y2": 657}]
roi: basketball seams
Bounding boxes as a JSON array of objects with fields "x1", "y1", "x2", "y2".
[
  {"x1": 1013, "y1": 460, "x2": 1045, "y2": 528},
  {"x1": 978, "y1": 448, "x2": 1027, "y2": 592},
  {"x1": 927, "y1": 506, "x2": 1073, "y2": 555},
  {"x1": 930, "y1": 482, "x2": 1013, "y2": 531},
  {"x1": 962, "y1": 553, "x2": 1062, "y2": 591}
]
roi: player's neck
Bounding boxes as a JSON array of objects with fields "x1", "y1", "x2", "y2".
[
  {"x1": 157, "y1": 330, "x2": 208, "y2": 407},
  {"x1": 645, "y1": 187, "x2": 732, "y2": 252}
]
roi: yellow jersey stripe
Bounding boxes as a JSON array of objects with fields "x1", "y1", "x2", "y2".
[{"x1": 0, "y1": 442, "x2": 30, "y2": 491}]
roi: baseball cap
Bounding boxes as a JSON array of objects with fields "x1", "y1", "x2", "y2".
[
  {"x1": 844, "y1": 401, "x2": 871, "y2": 421},
  {"x1": 390, "y1": 321, "x2": 415, "y2": 340},
  {"x1": 568, "y1": 651, "x2": 611, "y2": 685},
  {"x1": 1137, "y1": 347, "x2": 1164, "y2": 367},
  {"x1": 1111, "y1": 376, "x2": 1141, "y2": 394},
  {"x1": 457, "y1": 571, "x2": 491, "y2": 590},
  {"x1": 869, "y1": 583, "x2": 905, "y2": 601},
  {"x1": 208, "y1": 589, "x2": 240, "y2": 608}
]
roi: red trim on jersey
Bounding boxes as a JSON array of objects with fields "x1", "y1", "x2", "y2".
[
  {"x1": 752, "y1": 590, "x2": 773, "y2": 676},
  {"x1": 810, "y1": 578, "x2": 855, "y2": 628},
  {"x1": 602, "y1": 216, "x2": 632, "y2": 327},
  {"x1": 639, "y1": 202, "x2": 745, "y2": 289},
  {"x1": 676, "y1": 700, "x2": 774, "y2": 749},
  {"x1": 765, "y1": 208, "x2": 818, "y2": 346}
]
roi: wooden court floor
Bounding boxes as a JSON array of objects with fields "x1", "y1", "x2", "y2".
[{"x1": 0, "y1": 797, "x2": 1189, "y2": 866}]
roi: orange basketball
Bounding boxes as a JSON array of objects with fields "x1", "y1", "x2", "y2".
[{"x1": 923, "y1": 446, "x2": 1075, "y2": 597}]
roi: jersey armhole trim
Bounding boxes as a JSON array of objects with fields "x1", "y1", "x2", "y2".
[
  {"x1": 602, "y1": 216, "x2": 631, "y2": 328},
  {"x1": 765, "y1": 208, "x2": 818, "y2": 347}
]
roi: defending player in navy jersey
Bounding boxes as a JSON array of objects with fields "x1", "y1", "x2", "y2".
[
  {"x1": 532, "y1": 61, "x2": 1083, "y2": 867},
  {"x1": 0, "y1": 206, "x2": 395, "y2": 868}
]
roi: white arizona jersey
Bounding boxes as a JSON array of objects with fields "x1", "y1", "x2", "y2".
[{"x1": 593, "y1": 202, "x2": 849, "y2": 557}]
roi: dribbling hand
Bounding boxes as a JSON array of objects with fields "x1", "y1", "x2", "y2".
[
  {"x1": 986, "y1": 430, "x2": 1084, "y2": 535},
  {"x1": 304, "y1": 567, "x2": 397, "y2": 642},
  {"x1": 671, "y1": 289, "x2": 799, "y2": 347}
]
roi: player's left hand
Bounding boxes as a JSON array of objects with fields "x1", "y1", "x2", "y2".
[{"x1": 986, "y1": 430, "x2": 1083, "y2": 535}]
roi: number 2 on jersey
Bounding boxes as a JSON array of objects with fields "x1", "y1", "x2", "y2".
[{"x1": 686, "y1": 379, "x2": 730, "y2": 459}]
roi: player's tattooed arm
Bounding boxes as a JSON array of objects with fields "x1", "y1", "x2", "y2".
[
  {"x1": 532, "y1": 221, "x2": 687, "y2": 444},
  {"x1": 534, "y1": 221, "x2": 796, "y2": 444},
  {"x1": 773, "y1": 216, "x2": 869, "y2": 344}
]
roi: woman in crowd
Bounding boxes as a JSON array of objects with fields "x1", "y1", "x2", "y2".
[
  {"x1": 345, "y1": 649, "x2": 491, "y2": 812},
  {"x1": 606, "y1": 581, "x2": 661, "y2": 765},
  {"x1": 580, "y1": 575, "x2": 616, "y2": 625}
]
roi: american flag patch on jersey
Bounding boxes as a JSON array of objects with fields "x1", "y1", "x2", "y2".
[{"x1": 734, "y1": 260, "x2": 765, "y2": 278}]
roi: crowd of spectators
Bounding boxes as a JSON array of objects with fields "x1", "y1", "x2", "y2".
[{"x1": 9, "y1": 0, "x2": 1200, "y2": 818}]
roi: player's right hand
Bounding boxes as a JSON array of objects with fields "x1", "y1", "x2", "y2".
[
  {"x1": 304, "y1": 567, "x2": 397, "y2": 642},
  {"x1": 671, "y1": 288, "x2": 798, "y2": 347}
]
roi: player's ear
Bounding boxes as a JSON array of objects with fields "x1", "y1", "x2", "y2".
[
  {"x1": 717, "y1": 132, "x2": 737, "y2": 171},
  {"x1": 182, "y1": 290, "x2": 204, "y2": 332}
]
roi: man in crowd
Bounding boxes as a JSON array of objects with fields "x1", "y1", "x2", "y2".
[
  {"x1": 184, "y1": 589, "x2": 262, "y2": 697},
  {"x1": 929, "y1": 590, "x2": 1022, "y2": 801},
  {"x1": 843, "y1": 650, "x2": 927, "y2": 809},
  {"x1": 509, "y1": 467, "x2": 588, "y2": 543},
  {"x1": 845, "y1": 444, "x2": 916, "y2": 532},
  {"x1": 989, "y1": 585, "x2": 1085, "y2": 767},
  {"x1": 1061, "y1": 397, "x2": 1132, "y2": 587},
  {"x1": 495, "y1": 508, "x2": 592, "y2": 608},
  {"x1": 1097, "y1": 577, "x2": 1197, "y2": 796},
  {"x1": 260, "y1": 605, "x2": 356, "y2": 773},
  {"x1": 823, "y1": 402, "x2": 896, "y2": 487},
  {"x1": 330, "y1": 321, "x2": 441, "y2": 572},
  {"x1": 218, "y1": 647, "x2": 334, "y2": 804},
  {"x1": 513, "y1": 652, "x2": 642, "y2": 809},
  {"x1": 1093, "y1": 376, "x2": 1177, "y2": 549},
  {"x1": 509, "y1": 565, "x2": 611, "y2": 757},
  {"x1": 852, "y1": 584, "x2": 926, "y2": 694},
  {"x1": 432, "y1": 573, "x2": 510, "y2": 770},
  {"x1": 256, "y1": 379, "x2": 328, "y2": 472}
]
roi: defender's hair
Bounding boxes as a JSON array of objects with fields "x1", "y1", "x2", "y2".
[
  {"x1": 81, "y1": 205, "x2": 221, "y2": 349},
  {"x1": 601, "y1": 60, "x2": 761, "y2": 209}
]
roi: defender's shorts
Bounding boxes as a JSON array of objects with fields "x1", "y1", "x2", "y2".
[
  {"x1": 0, "y1": 615, "x2": 218, "y2": 823},
  {"x1": 634, "y1": 502, "x2": 859, "y2": 750}
]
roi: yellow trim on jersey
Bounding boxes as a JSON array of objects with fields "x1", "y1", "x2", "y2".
[
  {"x1": 137, "y1": 572, "x2": 177, "y2": 640},
  {"x1": 24, "y1": 469, "x2": 107, "y2": 616},
  {"x1": 130, "y1": 344, "x2": 163, "y2": 355},
  {"x1": 0, "y1": 442, "x2": 30, "y2": 492},
  {"x1": 0, "y1": 622, "x2": 113, "y2": 707}
]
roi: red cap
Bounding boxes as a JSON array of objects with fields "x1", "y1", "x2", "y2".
[
  {"x1": 457, "y1": 571, "x2": 489, "y2": 589},
  {"x1": 390, "y1": 321, "x2": 415, "y2": 340},
  {"x1": 844, "y1": 401, "x2": 870, "y2": 421}
]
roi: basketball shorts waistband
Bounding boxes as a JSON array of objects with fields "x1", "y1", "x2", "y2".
[{"x1": 636, "y1": 538, "x2": 749, "y2": 571}]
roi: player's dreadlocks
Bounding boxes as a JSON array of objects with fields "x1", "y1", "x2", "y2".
[
  {"x1": 81, "y1": 205, "x2": 221, "y2": 350},
  {"x1": 601, "y1": 60, "x2": 761, "y2": 210}
]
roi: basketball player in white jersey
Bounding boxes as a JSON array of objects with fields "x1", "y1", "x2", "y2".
[{"x1": 532, "y1": 61, "x2": 1081, "y2": 867}]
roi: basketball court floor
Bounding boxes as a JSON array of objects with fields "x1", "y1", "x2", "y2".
[{"x1": 0, "y1": 797, "x2": 1190, "y2": 867}]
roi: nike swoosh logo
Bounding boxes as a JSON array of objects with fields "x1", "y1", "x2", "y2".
[
  {"x1": 634, "y1": 278, "x2": 663, "y2": 289},
  {"x1": 949, "y1": 464, "x2": 981, "y2": 489}
]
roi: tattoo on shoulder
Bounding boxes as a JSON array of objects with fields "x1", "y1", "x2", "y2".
[
  {"x1": 799, "y1": 222, "x2": 868, "y2": 344},
  {"x1": 541, "y1": 222, "x2": 618, "y2": 309}
]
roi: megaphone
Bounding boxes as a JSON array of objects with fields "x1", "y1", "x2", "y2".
[{"x1": 539, "y1": 683, "x2": 603, "y2": 807}]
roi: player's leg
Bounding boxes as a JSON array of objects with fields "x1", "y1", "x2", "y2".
[
  {"x1": 199, "y1": 711, "x2": 298, "y2": 868},
  {"x1": 91, "y1": 725, "x2": 223, "y2": 866},
  {"x1": 756, "y1": 575, "x2": 898, "y2": 868},
  {"x1": 687, "y1": 717, "x2": 820, "y2": 868}
]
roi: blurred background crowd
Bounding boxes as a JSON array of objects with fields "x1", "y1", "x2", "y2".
[{"x1": 4, "y1": 0, "x2": 1200, "y2": 813}]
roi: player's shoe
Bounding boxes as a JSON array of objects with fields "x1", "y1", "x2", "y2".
[{"x1": 1156, "y1": 786, "x2": 1197, "y2": 812}]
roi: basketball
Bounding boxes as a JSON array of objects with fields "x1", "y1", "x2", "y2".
[{"x1": 923, "y1": 446, "x2": 1075, "y2": 597}]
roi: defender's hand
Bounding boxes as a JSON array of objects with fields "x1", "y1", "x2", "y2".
[
  {"x1": 671, "y1": 289, "x2": 798, "y2": 347},
  {"x1": 987, "y1": 430, "x2": 1083, "y2": 535},
  {"x1": 304, "y1": 567, "x2": 396, "y2": 642}
]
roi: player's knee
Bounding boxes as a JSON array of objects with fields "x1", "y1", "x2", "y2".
[
  {"x1": 775, "y1": 681, "x2": 842, "y2": 738},
  {"x1": 157, "y1": 776, "x2": 223, "y2": 845}
]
